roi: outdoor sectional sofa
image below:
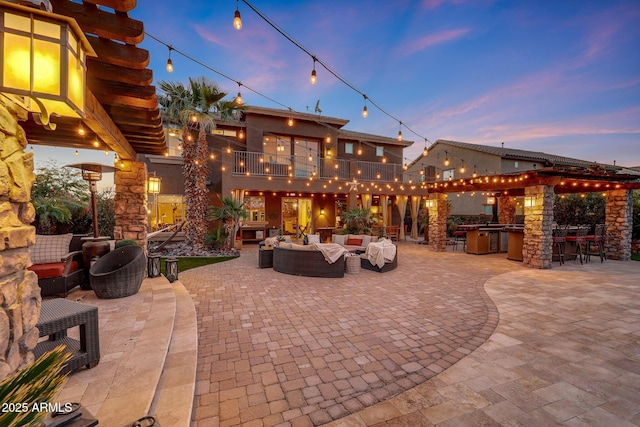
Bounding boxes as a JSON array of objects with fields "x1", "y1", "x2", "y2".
[{"x1": 273, "y1": 244, "x2": 345, "y2": 278}]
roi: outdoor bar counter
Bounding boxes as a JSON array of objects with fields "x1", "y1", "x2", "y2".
[{"x1": 459, "y1": 224, "x2": 524, "y2": 257}]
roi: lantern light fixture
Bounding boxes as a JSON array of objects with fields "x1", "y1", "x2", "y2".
[{"x1": 0, "y1": 2, "x2": 96, "y2": 129}]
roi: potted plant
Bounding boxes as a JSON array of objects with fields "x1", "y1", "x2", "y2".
[{"x1": 341, "y1": 208, "x2": 372, "y2": 235}]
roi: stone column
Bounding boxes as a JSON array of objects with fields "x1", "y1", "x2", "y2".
[
  {"x1": 428, "y1": 193, "x2": 448, "y2": 252},
  {"x1": 605, "y1": 189, "x2": 633, "y2": 261},
  {"x1": 114, "y1": 160, "x2": 148, "y2": 248},
  {"x1": 0, "y1": 97, "x2": 40, "y2": 381},
  {"x1": 522, "y1": 185, "x2": 554, "y2": 269},
  {"x1": 498, "y1": 194, "x2": 516, "y2": 224}
]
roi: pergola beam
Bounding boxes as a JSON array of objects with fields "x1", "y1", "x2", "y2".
[{"x1": 84, "y1": 90, "x2": 137, "y2": 160}]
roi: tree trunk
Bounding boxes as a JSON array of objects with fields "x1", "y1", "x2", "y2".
[{"x1": 183, "y1": 125, "x2": 210, "y2": 248}]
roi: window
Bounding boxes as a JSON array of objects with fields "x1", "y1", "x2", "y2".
[
  {"x1": 345, "y1": 142, "x2": 353, "y2": 154},
  {"x1": 376, "y1": 146, "x2": 384, "y2": 157},
  {"x1": 263, "y1": 135, "x2": 291, "y2": 164},
  {"x1": 442, "y1": 169, "x2": 455, "y2": 180},
  {"x1": 514, "y1": 161, "x2": 519, "y2": 168},
  {"x1": 244, "y1": 196, "x2": 265, "y2": 222}
]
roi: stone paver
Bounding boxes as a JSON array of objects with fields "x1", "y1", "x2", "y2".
[{"x1": 182, "y1": 242, "x2": 518, "y2": 426}]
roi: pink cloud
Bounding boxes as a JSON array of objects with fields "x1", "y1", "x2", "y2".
[{"x1": 403, "y1": 28, "x2": 471, "y2": 56}]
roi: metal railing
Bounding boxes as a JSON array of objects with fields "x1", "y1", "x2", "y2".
[
  {"x1": 356, "y1": 160, "x2": 403, "y2": 182},
  {"x1": 233, "y1": 152, "x2": 350, "y2": 180}
]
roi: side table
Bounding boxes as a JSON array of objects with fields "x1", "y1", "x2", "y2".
[
  {"x1": 259, "y1": 247, "x2": 274, "y2": 268},
  {"x1": 345, "y1": 255, "x2": 361, "y2": 274},
  {"x1": 34, "y1": 299, "x2": 100, "y2": 374}
]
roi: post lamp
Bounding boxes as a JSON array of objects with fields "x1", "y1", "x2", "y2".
[{"x1": 0, "y1": 2, "x2": 96, "y2": 129}]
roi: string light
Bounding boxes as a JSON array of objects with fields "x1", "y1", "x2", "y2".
[
  {"x1": 74, "y1": 150, "x2": 79, "y2": 156},
  {"x1": 238, "y1": 127, "x2": 244, "y2": 139},
  {"x1": 444, "y1": 151, "x2": 450, "y2": 166},
  {"x1": 362, "y1": 95, "x2": 368, "y2": 118},
  {"x1": 235, "y1": 82, "x2": 243, "y2": 105},
  {"x1": 233, "y1": 0, "x2": 242, "y2": 30},
  {"x1": 78, "y1": 124, "x2": 85, "y2": 136},
  {"x1": 423, "y1": 139, "x2": 428, "y2": 156},
  {"x1": 460, "y1": 160, "x2": 466, "y2": 174},
  {"x1": 397, "y1": 122, "x2": 402, "y2": 142},
  {"x1": 310, "y1": 57, "x2": 317, "y2": 84},
  {"x1": 287, "y1": 117, "x2": 294, "y2": 127},
  {"x1": 166, "y1": 46, "x2": 174, "y2": 73}
]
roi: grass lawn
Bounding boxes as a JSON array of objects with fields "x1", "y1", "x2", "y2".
[
  {"x1": 160, "y1": 256, "x2": 237, "y2": 275},
  {"x1": 632, "y1": 254, "x2": 640, "y2": 261}
]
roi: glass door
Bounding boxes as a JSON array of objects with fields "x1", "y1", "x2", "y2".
[{"x1": 282, "y1": 197, "x2": 313, "y2": 238}]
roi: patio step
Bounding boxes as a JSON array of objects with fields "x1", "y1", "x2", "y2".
[{"x1": 148, "y1": 279, "x2": 198, "y2": 426}]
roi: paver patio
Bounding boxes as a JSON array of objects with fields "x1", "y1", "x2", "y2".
[{"x1": 183, "y1": 242, "x2": 640, "y2": 426}]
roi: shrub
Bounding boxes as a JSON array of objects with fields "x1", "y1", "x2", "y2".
[{"x1": 115, "y1": 239, "x2": 138, "y2": 248}]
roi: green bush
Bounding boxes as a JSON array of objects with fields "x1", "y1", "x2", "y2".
[{"x1": 115, "y1": 239, "x2": 138, "y2": 248}]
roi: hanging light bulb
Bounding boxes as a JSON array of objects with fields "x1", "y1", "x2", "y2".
[
  {"x1": 78, "y1": 125, "x2": 85, "y2": 136},
  {"x1": 362, "y1": 95, "x2": 368, "y2": 118},
  {"x1": 357, "y1": 143, "x2": 362, "y2": 155},
  {"x1": 310, "y1": 58, "x2": 317, "y2": 84},
  {"x1": 166, "y1": 46, "x2": 174, "y2": 73},
  {"x1": 460, "y1": 161, "x2": 466, "y2": 174},
  {"x1": 235, "y1": 82, "x2": 243, "y2": 105},
  {"x1": 226, "y1": 144, "x2": 231, "y2": 153},
  {"x1": 472, "y1": 165, "x2": 477, "y2": 178},
  {"x1": 423, "y1": 139, "x2": 428, "y2": 156},
  {"x1": 325, "y1": 134, "x2": 331, "y2": 143},
  {"x1": 233, "y1": 0, "x2": 242, "y2": 30},
  {"x1": 444, "y1": 151, "x2": 450, "y2": 166},
  {"x1": 403, "y1": 163, "x2": 408, "y2": 170},
  {"x1": 104, "y1": 150, "x2": 109, "y2": 156},
  {"x1": 397, "y1": 122, "x2": 403, "y2": 142},
  {"x1": 287, "y1": 117, "x2": 294, "y2": 127},
  {"x1": 308, "y1": 153, "x2": 313, "y2": 162},
  {"x1": 238, "y1": 128, "x2": 244, "y2": 139},
  {"x1": 74, "y1": 149, "x2": 79, "y2": 156},
  {"x1": 190, "y1": 114, "x2": 197, "y2": 123}
]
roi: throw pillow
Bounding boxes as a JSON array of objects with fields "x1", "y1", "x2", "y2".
[
  {"x1": 307, "y1": 234, "x2": 320, "y2": 244},
  {"x1": 361, "y1": 235, "x2": 372, "y2": 246},
  {"x1": 346, "y1": 237, "x2": 363, "y2": 246},
  {"x1": 30, "y1": 234, "x2": 73, "y2": 264},
  {"x1": 333, "y1": 234, "x2": 346, "y2": 245}
]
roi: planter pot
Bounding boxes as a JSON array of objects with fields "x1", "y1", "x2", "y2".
[{"x1": 89, "y1": 246, "x2": 146, "y2": 299}]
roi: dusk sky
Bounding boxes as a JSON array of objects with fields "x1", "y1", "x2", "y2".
[{"x1": 34, "y1": 0, "x2": 640, "y2": 179}]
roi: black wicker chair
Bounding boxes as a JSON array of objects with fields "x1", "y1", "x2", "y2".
[
  {"x1": 89, "y1": 245, "x2": 146, "y2": 299},
  {"x1": 273, "y1": 246, "x2": 345, "y2": 278}
]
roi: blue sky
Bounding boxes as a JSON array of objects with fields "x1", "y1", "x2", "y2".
[{"x1": 35, "y1": 0, "x2": 640, "y2": 178}]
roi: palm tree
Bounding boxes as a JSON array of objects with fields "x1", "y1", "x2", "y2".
[
  {"x1": 209, "y1": 196, "x2": 248, "y2": 250},
  {"x1": 158, "y1": 77, "x2": 235, "y2": 248}
]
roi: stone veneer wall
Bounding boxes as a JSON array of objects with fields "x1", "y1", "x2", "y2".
[
  {"x1": 0, "y1": 97, "x2": 41, "y2": 381},
  {"x1": 498, "y1": 194, "x2": 516, "y2": 224},
  {"x1": 428, "y1": 193, "x2": 448, "y2": 252},
  {"x1": 522, "y1": 185, "x2": 554, "y2": 269},
  {"x1": 114, "y1": 160, "x2": 148, "y2": 248},
  {"x1": 605, "y1": 189, "x2": 633, "y2": 261}
]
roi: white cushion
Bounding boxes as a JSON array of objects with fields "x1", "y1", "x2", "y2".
[
  {"x1": 29, "y1": 234, "x2": 73, "y2": 264},
  {"x1": 361, "y1": 235, "x2": 372, "y2": 247},
  {"x1": 332, "y1": 234, "x2": 346, "y2": 245},
  {"x1": 307, "y1": 234, "x2": 320, "y2": 244}
]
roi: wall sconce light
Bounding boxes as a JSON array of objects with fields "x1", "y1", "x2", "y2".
[
  {"x1": 524, "y1": 195, "x2": 536, "y2": 207},
  {"x1": 147, "y1": 176, "x2": 161, "y2": 194},
  {"x1": 425, "y1": 200, "x2": 435, "y2": 208},
  {"x1": 320, "y1": 208, "x2": 325, "y2": 216},
  {"x1": 0, "y1": 3, "x2": 96, "y2": 129},
  {"x1": 486, "y1": 196, "x2": 496, "y2": 205}
]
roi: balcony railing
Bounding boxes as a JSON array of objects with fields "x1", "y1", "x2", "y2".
[{"x1": 233, "y1": 151, "x2": 406, "y2": 183}]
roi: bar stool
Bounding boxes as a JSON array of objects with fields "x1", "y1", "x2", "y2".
[
  {"x1": 565, "y1": 225, "x2": 589, "y2": 264},
  {"x1": 586, "y1": 224, "x2": 606, "y2": 263},
  {"x1": 452, "y1": 230, "x2": 466, "y2": 251},
  {"x1": 552, "y1": 225, "x2": 568, "y2": 265}
]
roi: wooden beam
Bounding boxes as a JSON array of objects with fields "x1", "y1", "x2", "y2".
[
  {"x1": 51, "y1": 0, "x2": 144, "y2": 44},
  {"x1": 88, "y1": 62, "x2": 153, "y2": 86},
  {"x1": 84, "y1": 90, "x2": 137, "y2": 160},
  {"x1": 81, "y1": 0, "x2": 137, "y2": 13},
  {"x1": 87, "y1": 35, "x2": 149, "y2": 69}
]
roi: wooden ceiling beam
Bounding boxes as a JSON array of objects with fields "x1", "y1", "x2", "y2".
[
  {"x1": 87, "y1": 35, "x2": 149, "y2": 69},
  {"x1": 87, "y1": 62, "x2": 153, "y2": 86},
  {"x1": 108, "y1": 114, "x2": 162, "y2": 128},
  {"x1": 81, "y1": 0, "x2": 137, "y2": 13},
  {"x1": 51, "y1": 0, "x2": 143, "y2": 44},
  {"x1": 84, "y1": 90, "x2": 137, "y2": 160}
]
